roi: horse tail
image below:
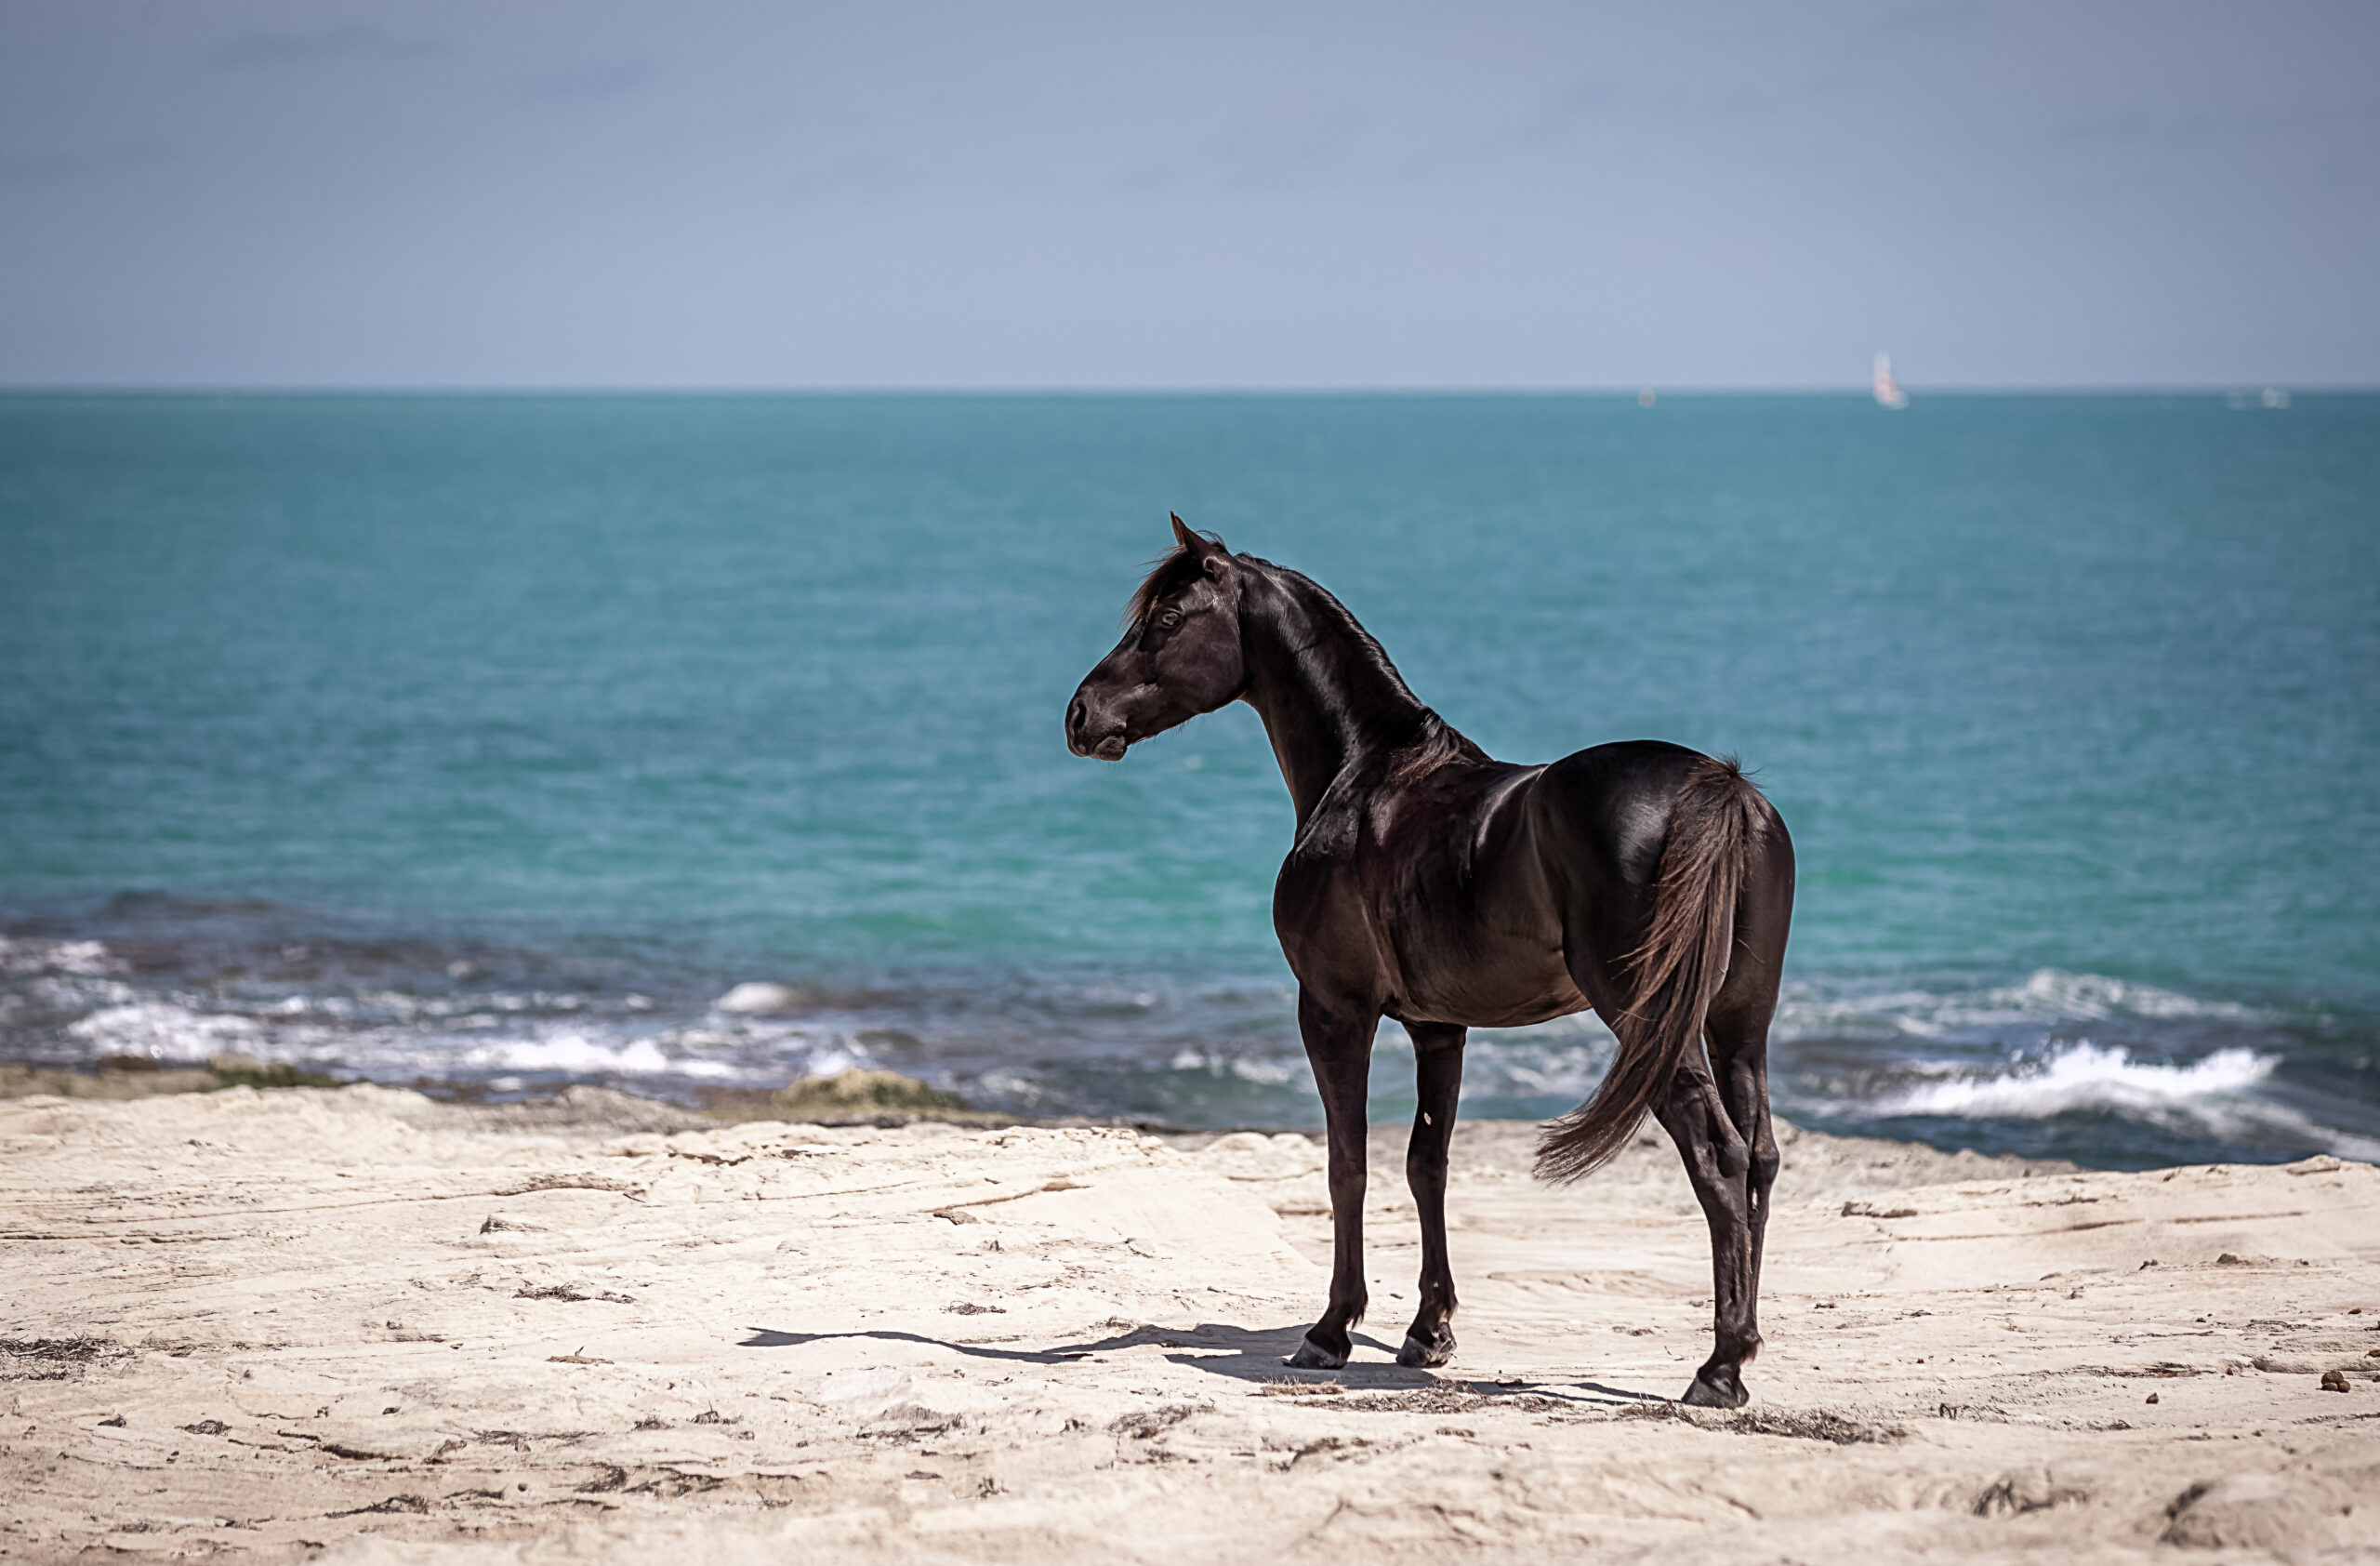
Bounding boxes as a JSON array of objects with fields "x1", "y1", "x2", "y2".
[{"x1": 1535, "y1": 755, "x2": 1769, "y2": 1184}]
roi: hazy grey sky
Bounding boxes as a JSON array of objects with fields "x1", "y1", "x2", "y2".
[{"x1": 3, "y1": 2, "x2": 2374, "y2": 388}]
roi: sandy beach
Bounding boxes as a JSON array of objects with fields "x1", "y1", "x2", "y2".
[{"x1": 4, "y1": 1084, "x2": 2376, "y2": 1563}]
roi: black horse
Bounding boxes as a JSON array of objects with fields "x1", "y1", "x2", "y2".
[{"x1": 1066, "y1": 518, "x2": 1794, "y2": 1408}]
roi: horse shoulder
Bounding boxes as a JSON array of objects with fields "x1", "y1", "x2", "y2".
[{"x1": 1271, "y1": 790, "x2": 1381, "y2": 988}]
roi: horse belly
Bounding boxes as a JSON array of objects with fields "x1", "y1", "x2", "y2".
[{"x1": 1389, "y1": 917, "x2": 1588, "y2": 1029}]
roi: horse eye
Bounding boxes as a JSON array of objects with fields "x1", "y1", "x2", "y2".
[{"x1": 1159, "y1": 609, "x2": 1183, "y2": 630}]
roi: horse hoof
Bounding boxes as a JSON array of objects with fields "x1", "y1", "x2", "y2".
[
  {"x1": 1682, "y1": 1373, "x2": 1749, "y2": 1410},
  {"x1": 1285, "y1": 1336, "x2": 1348, "y2": 1370},
  {"x1": 1397, "y1": 1332, "x2": 1454, "y2": 1368}
]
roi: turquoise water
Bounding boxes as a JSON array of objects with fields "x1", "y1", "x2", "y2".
[{"x1": 3, "y1": 393, "x2": 2375, "y2": 1166}]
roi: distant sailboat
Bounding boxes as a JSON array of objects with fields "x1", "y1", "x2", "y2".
[{"x1": 1872, "y1": 352, "x2": 1909, "y2": 409}]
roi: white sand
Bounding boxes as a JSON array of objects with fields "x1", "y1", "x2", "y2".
[{"x1": 3, "y1": 1085, "x2": 2376, "y2": 1563}]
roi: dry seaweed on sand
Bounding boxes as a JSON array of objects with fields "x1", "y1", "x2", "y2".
[
  {"x1": 1619, "y1": 1401, "x2": 1908, "y2": 1444},
  {"x1": 0, "y1": 1336, "x2": 132, "y2": 1380},
  {"x1": 1292, "y1": 1384, "x2": 1589, "y2": 1417}
]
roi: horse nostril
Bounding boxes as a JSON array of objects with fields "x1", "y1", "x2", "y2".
[{"x1": 1066, "y1": 697, "x2": 1087, "y2": 738}]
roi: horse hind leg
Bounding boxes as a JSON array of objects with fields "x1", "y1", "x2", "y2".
[
  {"x1": 1397, "y1": 1022, "x2": 1465, "y2": 1367},
  {"x1": 1686, "y1": 834, "x2": 1791, "y2": 1405},
  {"x1": 1654, "y1": 1052, "x2": 1760, "y2": 1408},
  {"x1": 1706, "y1": 994, "x2": 1783, "y2": 1374}
]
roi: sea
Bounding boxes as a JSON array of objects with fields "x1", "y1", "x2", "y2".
[{"x1": 3, "y1": 392, "x2": 2375, "y2": 1170}]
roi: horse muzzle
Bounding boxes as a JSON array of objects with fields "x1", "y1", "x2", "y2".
[{"x1": 1065, "y1": 696, "x2": 1130, "y2": 761}]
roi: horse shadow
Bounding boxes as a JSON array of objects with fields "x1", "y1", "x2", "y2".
[{"x1": 736, "y1": 1320, "x2": 1672, "y2": 1404}]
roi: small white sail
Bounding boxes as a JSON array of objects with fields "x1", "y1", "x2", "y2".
[{"x1": 1873, "y1": 351, "x2": 1909, "y2": 409}]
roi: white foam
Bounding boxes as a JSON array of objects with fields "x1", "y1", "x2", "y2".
[
  {"x1": 27, "y1": 975, "x2": 139, "y2": 1009},
  {"x1": 1164, "y1": 1047, "x2": 1302, "y2": 1086},
  {"x1": 441, "y1": 1033, "x2": 741, "y2": 1079},
  {"x1": 1864, "y1": 1042, "x2": 2380, "y2": 1164},
  {"x1": 800, "y1": 1042, "x2": 867, "y2": 1078},
  {"x1": 2331, "y1": 1131, "x2": 2380, "y2": 1163},
  {"x1": 972, "y1": 1070, "x2": 1046, "y2": 1106},
  {"x1": 1448, "y1": 1015, "x2": 1619, "y2": 1101},
  {"x1": 717, "y1": 982, "x2": 803, "y2": 1015},
  {"x1": 1871, "y1": 1042, "x2": 2274, "y2": 1119},
  {"x1": 66, "y1": 1002, "x2": 265, "y2": 1059},
  {"x1": 0, "y1": 936, "x2": 125, "y2": 977}
]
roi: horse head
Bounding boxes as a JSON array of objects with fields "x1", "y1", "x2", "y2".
[{"x1": 1065, "y1": 515, "x2": 1247, "y2": 761}]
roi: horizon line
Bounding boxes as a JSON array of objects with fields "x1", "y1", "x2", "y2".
[{"x1": 3, "y1": 382, "x2": 2373, "y2": 399}]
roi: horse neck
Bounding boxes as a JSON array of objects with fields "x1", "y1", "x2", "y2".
[{"x1": 1236, "y1": 567, "x2": 1433, "y2": 826}]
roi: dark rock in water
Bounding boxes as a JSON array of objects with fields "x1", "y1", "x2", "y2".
[
  {"x1": 206, "y1": 1055, "x2": 344, "y2": 1090},
  {"x1": 1, "y1": 1062, "x2": 216, "y2": 1101},
  {"x1": 97, "y1": 1054, "x2": 165, "y2": 1073},
  {"x1": 773, "y1": 1068, "x2": 967, "y2": 1116}
]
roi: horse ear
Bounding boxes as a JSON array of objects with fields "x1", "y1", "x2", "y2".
[{"x1": 1170, "y1": 512, "x2": 1233, "y2": 577}]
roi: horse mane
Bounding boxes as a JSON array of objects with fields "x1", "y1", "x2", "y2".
[
  {"x1": 1263, "y1": 564, "x2": 1486, "y2": 772},
  {"x1": 1253, "y1": 556, "x2": 1492, "y2": 779},
  {"x1": 1385, "y1": 710, "x2": 1489, "y2": 782}
]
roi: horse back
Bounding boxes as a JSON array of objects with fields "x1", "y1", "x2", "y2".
[{"x1": 1276, "y1": 738, "x2": 1789, "y2": 1031}]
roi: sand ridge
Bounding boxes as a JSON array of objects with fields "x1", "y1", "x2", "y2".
[{"x1": 3, "y1": 1086, "x2": 2376, "y2": 1562}]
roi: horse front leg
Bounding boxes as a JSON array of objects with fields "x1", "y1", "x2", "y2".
[
  {"x1": 1287, "y1": 989, "x2": 1377, "y2": 1370},
  {"x1": 1398, "y1": 1021, "x2": 1464, "y2": 1367},
  {"x1": 1653, "y1": 1056, "x2": 1759, "y2": 1408}
]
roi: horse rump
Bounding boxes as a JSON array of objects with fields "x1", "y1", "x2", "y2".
[{"x1": 1534, "y1": 754, "x2": 1771, "y2": 1184}]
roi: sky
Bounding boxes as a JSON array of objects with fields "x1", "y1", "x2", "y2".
[{"x1": 2, "y1": 2, "x2": 2375, "y2": 390}]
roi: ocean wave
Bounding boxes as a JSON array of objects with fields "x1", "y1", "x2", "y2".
[
  {"x1": 1165, "y1": 1047, "x2": 1302, "y2": 1086},
  {"x1": 428, "y1": 1033, "x2": 744, "y2": 1079},
  {"x1": 1360, "y1": 1016, "x2": 1620, "y2": 1110},
  {"x1": 1867, "y1": 1042, "x2": 2275, "y2": 1118},
  {"x1": 22, "y1": 975, "x2": 140, "y2": 1011},
  {"x1": 1774, "y1": 967, "x2": 2268, "y2": 1043},
  {"x1": 44, "y1": 996, "x2": 788, "y2": 1084},
  {"x1": 67, "y1": 1002, "x2": 267, "y2": 1056},
  {"x1": 1843, "y1": 1041, "x2": 2380, "y2": 1163},
  {"x1": 0, "y1": 936, "x2": 126, "y2": 978},
  {"x1": 1464, "y1": 1042, "x2": 1615, "y2": 1101}
]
